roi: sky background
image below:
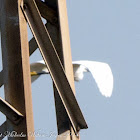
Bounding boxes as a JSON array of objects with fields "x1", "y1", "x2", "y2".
[{"x1": 1, "y1": 0, "x2": 140, "y2": 139}]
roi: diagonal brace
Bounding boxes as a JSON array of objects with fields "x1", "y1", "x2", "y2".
[
  {"x1": 0, "y1": 97, "x2": 23, "y2": 125},
  {"x1": 35, "y1": 0, "x2": 58, "y2": 26},
  {"x1": 0, "y1": 71, "x2": 3, "y2": 88},
  {"x1": 0, "y1": 121, "x2": 7, "y2": 139},
  {"x1": 0, "y1": 35, "x2": 38, "y2": 88},
  {"x1": 21, "y1": 0, "x2": 88, "y2": 134}
]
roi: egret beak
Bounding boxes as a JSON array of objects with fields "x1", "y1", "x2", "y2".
[
  {"x1": 30, "y1": 71, "x2": 38, "y2": 76},
  {"x1": 30, "y1": 71, "x2": 48, "y2": 76}
]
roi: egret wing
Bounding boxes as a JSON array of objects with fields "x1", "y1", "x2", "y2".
[{"x1": 73, "y1": 61, "x2": 113, "y2": 97}]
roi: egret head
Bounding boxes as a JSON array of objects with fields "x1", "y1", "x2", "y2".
[{"x1": 73, "y1": 64, "x2": 88, "y2": 81}]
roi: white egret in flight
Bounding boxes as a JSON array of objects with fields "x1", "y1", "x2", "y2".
[{"x1": 30, "y1": 60, "x2": 113, "y2": 97}]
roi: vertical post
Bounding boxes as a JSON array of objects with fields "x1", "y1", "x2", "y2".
[
  {"x1": 46, "y1": 0, "x2": 80, "y2": 139},
  {"x1": 57, "y1": 1, "x2": 80, "y2": 138},
  {"x1": 1, "y1": 0, "x2": 34, "y2": 139},
  {"x1": 57, "y1": 0, "x2": 75, "y2": 87}
]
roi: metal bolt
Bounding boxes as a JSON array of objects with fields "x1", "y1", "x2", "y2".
[{"x1": 12, "y1": 114, "x2": 18, "y2": 121}]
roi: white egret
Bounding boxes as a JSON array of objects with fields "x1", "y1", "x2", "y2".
[
  {"x1": 30, "y1": 60, "x2": 113, "y2": 97},
  {"x1": 30, "y1": 60, "x2": 49, "y2": 83}
]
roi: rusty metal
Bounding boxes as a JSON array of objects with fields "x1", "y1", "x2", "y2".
[
  {"x1": 0, "y1": 37, "x2": 38, "y2": 88},
  {"x1": 0, "y1": 97, "x2": 23, "y2": 124},
  {"x1": 46, "y1": 22, "x2": 70, "y2": 135},
  {"x1": 0, "y1": 0, "x2": 88, "y2": 139},
  {"x1": 0, "y1": 121, "x2": 7, "y2": 139},
  {"x1": 0, "y1": 70, "x2": 3, "y2": 88},
  {"x1": 21, "y1": 0, "x2": 87, "y2": 133},
  {"x1": 55, "y1": 0, "x2": 81, "y2": 139},
  {"x1": 1, "y1": 0, "x2": 34, "y2": 139},
  {"x1": 35, "y1": 0, "x2": 58, "y2": 26}
]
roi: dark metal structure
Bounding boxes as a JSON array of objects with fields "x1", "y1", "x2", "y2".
[{"x1": 0, "y1": 0, "x2": 88, "y2": 139}]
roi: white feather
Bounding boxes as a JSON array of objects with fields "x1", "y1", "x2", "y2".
[
  {"x1": 30, "y1": 60, "x2": 48, "y2": 82},
  {"x1": 72, "y1": 61, "x2": 113, "y2": 97},
  {"x1": 30, "y1": 60, "x2": 113, "y2": 97}
]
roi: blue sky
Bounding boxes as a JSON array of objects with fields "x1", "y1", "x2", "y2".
[
  {"x1": 65, "y1": 0, "x2": 140, "y2": 139},
  {"x1": 1, "y1": 0, "x2": 140, "y2": 139}
]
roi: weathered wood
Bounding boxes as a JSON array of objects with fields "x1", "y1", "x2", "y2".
[{"x1": 1, "y1": 0, "x2": 34, "y2": 139}]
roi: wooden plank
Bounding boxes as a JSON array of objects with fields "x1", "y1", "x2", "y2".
[
  {"x1": 22, "y1": 0, "x2": 87, "y2": 133},
  {"x1": 1, "y1": 0, "x2": 34, "y2": 139}
]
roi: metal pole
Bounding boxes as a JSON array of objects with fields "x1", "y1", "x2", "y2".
[
  {"x1": 22, "y1": 0, "x2": 87, "y2": 134},
  {"x1": 46, "y1": 0, "x2": 81, "y2": 139},
  {"x1": 46, "y1": 22, "x2": 72, "y2": 139},
  {"x1": 1, "y1": 0, "x2": 34, "y2": 139},
  {"x1": 57, "y1": 0, "x2": 80, "y2": 139}
]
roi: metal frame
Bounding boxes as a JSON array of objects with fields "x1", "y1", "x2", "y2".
[
  {"x1": 0, "y1": 121, "x2": 7, "y2": 139},
  {"x1": 51, "y1": 0, "x2": 81, "y2": 139},
  {"x1": 21, "y1": 0, "x2": 87, "y2": 134},
  {"x1": 1, "y1": 0, "x2": 34, "y2": 139},
  {"x1": 0, "y1": 97, "x2": 23, "y2": 124},
  {"x1": 0, "y1": 0, "x2": 88, "y2": 139}
]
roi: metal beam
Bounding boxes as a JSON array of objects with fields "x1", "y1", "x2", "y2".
[
  {"x1": 1, "y1": 0, "x2": 34, "y2": 139},
  {"x1": 0, "y1": 37, "x2": 38, "y2": 88},
  {"x1": 29, "y1": 37, "x2": 38, "y2": 56},
  {"x1": 46, "y1": 23, "x2": 69, "y2": 135},
  {"x1": 57, "y1": 0, "x2": 75, "y2": 82},
  {"x1": 0, "y1": 70, "x2": 3, "y2": 88},
  {"x1": 35, "y1": 0, "x2": 58, "y2": 26},
  {"x1": 54, "y1": 0, "x2": 80, "y2": 139},
  {"x1": 22, "y1": 0, "x2": 87, "y2": 133},
  {"x1": 0, "y1": 97, "x2": 23, "y2": 124},
  {"x1": 46, "y1": 20, "x2": 80, "y2": 140},
  {"x1": 0, "y1": 121, "x2": 7, "y2": 139},
  {"x1": 44, "y1": 0, "x2": 57, "y2": 10},
  {"x1": 0, "y1": 20, "x2": 58, "y2": 88},
  {"x1": 46, "y1": 4, "x2": 80, "y2": 140}
]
